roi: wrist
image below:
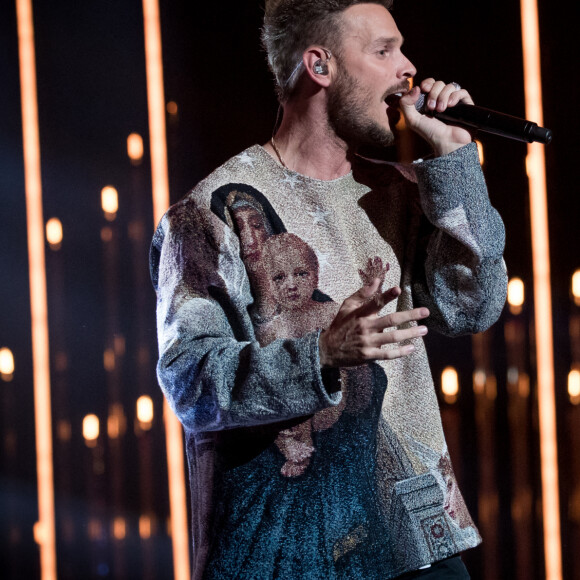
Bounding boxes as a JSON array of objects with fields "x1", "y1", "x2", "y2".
[
  {"x1": 318, "y1": 330, "x2": 332, "y2": 368},
  {"x1": 320, "y1": 366, "x2": 342, "y2": 394},
  {"x1": 431, "y1": 138, "x2": 472, "y2": 157}
]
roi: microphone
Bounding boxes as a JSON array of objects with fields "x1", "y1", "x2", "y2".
[{"x1": 414, "y1": 93, "x2": 552, "y2": 144}]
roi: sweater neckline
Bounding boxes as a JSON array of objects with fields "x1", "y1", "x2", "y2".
[{"x1": 251, "y1": 144, "x2": 354, "y2": 186}]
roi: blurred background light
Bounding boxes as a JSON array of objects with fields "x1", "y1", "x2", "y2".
[
  {"x1": 101, "y1": 186, "x2": 119, "y2": 220},
  {"x1": 441, "y1": 366, "x2": 459, "y2": 404},
  {"x1": 0, "y1": 347, "x2": 15, "y2": 381},
  {"x1": 136, "y1": 395, "x2": 154, "y2": 431},
  {"x1": 569, "y1": 369, "x2": 580, "y2": 405},
  {"x1": 572, "y1": 269, "x2": 580, "y2": 306},
  {"x1": 83, "y1": 414, "x2": 100, "y2": 447},
  {"x1": 107, "y1": 403, "x2": 126, "y2": 439},
  {"x1": 45, "y1": 217, "x2": 63, "y2": 249},
  {"x1": 475, "y1": 139, "x2": 485, "y2": 165},
  {"x1": 508, "y1": 277, "x2": 525, "y2": 314},
  {"x1": 127, "y1": 132, "x2": 144, "y2": 165},
  {"x1": 112, "y1": 517, "x2": 127, "y2": 541},
  {"x1": 139, "y1": 514, "x2": 153, "y2": 540}
]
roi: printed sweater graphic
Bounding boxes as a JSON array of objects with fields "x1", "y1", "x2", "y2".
[{"x1": 150, "y1": 143, "x2": 507, "y2": 579}]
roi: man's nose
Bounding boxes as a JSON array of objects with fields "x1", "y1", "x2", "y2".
[{"x1": 399, "y1": 52, "x2": 417, "y2": 80}]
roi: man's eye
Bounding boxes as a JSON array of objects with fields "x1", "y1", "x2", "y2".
[{"x1": 273, "y1": 274, "x2": 285, "y2": 282}]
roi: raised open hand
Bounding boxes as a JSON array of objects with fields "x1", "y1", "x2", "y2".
[{"x1": 319, "y1": 278, "x2": 429, "y2": 368}]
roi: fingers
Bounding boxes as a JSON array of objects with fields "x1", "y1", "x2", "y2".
[
  {"x1": 357, "y1": 284, "x2": 401, "y2": 317},
  {"x1": 354, "y1": 294, "x2": 430, "y2": 360},
  {"x1": 349, "y1": 281, "x2": 429, "y2": 328},
  {"x1": 419, "y1": 78, "x2": 474, "y2": 112},
  {"x1": 397, "y1": 85, "x2": 422, "y2": 118},
  {"x1": 366, "y1": 319, "x2": 428, "y2": 348},
  {"x1": 319, "y1": 281, "x2": 431, "y2": 368},
  {"x1": 355, "y1": 342, "x2": 417, "y2": 362},
  {"x1": 367, "y1": 304, "x2": 430, "y2": 332},
  {"x1": 350, "y1": 321, "x2": 429, "y2": 362},
  {"x1": 399, "y1": 79, "x2": 475, "y2": 155},
  {"x1": 342, "y1": 277, "x2": 382, "y2": 313}
]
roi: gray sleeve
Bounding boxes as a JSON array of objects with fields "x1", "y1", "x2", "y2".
[
  {"x1": 150, "y1": 202, "x2": 340, "y2": 433},
  {"x1": 411, "y1": 142, "x2": 508, "y2": 336}
]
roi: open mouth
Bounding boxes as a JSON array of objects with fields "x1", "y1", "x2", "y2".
[
  {"x1": 384, "y1": 94, "x2": 402, "y2": 126},
  {"x1": 384, "y1": 91, "x2": 405, "y2": 107},
  {"x1": 384, "y1": 81, "x2": 411, "y2": 105},
  {"x1": 384, "y1": 86, "x2": 411, "y2": 127}
]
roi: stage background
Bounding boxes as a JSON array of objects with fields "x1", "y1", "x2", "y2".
[{"x1": 0, "y1": 1, "x2": 579, "y2": 578}]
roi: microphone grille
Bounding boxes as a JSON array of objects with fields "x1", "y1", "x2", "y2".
[{"x1": 414, "y1": 92, "x2": 428, "y2": 114}]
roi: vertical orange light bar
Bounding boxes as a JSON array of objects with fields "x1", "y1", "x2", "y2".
[
  {"x1": 164, "y1": 401, "x2": 190, "y2": 577},
  {"x1": 520, "y1": 1, "x2": 562, "y2": 578},
  {"x1": 142, "y1": 0, "x2": 170, "y2": 219},
  {"x1": 15, "y1": 1, "x2": 57, "y2": 579},
  {"x1": 142, "y1": 1, "x2": 190, "y2": 579}
]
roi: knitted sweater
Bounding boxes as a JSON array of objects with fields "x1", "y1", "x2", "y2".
[{"x1": 150, "y1": 142, "x2": 507, "y2": 579}]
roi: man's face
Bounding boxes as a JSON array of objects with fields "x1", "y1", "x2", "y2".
[{"x1": 327, "y1": 3, "x2": 416, "y2": 148}]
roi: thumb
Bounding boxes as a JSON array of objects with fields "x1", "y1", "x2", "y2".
[
  {"x1": 398, "y1": 86, "x2": 422, "y2": 122},
  {"x1": 343, "y1": 277, "x2": 382, "y2": 311},
  {"x1": 357, "y1": 285, "x2": 401, "y2": 317}
]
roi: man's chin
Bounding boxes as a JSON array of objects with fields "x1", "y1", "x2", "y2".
[
  {"x1": 362, "y1": 125, "x2": 396, "y2": 150},
  {"x1": 352, "y1": 125, "x2": 398, "y2": 161},
  {"x1": 331, "y1": 112, "x2": 395, "y2": 151}
]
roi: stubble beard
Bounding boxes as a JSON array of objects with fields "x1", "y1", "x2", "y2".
[{"x1": 327, "y1": 67, "x2": 395, "y2": 150}]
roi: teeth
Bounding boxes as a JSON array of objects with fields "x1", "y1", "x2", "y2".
[{"x1": 393, "y1": 92, "x2": 403, "y2": 97}]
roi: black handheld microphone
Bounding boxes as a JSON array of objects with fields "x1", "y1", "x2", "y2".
[{"x1": 414, "y1": 93, "x2": 552, "y2": 144}]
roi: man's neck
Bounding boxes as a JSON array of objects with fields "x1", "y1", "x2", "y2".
[{"x1": 263, "y1": 99, "x2": 352, "y2": 181}]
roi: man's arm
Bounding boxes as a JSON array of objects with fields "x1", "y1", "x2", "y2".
[
  {"x1": 397, "y1": 80, "x2": 508, "y2": 336},
  {"x1": 411, "y1": 142, "x2": 508, "y2": 336},
  {"x1": 151, "y1": 201, "x2": 341, "y2": 433},
  {"x1": 152, "y1": 198, "x2": 430, "y2": 428}
]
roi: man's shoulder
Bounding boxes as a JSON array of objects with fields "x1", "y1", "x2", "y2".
[
  {"x1": 150, "y1": 146, "x2": 263, "y2": 287},
  {"x1": 153, "y1": 144, "x2": 267, "y2": 248},
  {"x1": 186, "y1": 145, "x2": 265, "y2": 205},
  {"x1": 352, "y1": 154, "x2": 419, "y2": 190}
]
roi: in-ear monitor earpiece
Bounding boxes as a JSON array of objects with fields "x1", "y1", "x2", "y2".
[{"x1": 313, "y1": 60, "x2": 329, "y2": 75}]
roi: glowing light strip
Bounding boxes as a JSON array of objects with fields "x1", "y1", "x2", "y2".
[
  {"x1": 520, "y1": 1, "x2": 562, "y2": 578},
  {"x1": 142, "y1": 1, "x2": 190, "y2": 578},
  {"x1": 143, "y1": 0, "x2": 170, "y2": 219},
  {"x1": 16, "y1": 0, "x2": 57, "y2": 578},
  {"x1": 164, "y1": 401, "x2": 190, "y2": 579}
]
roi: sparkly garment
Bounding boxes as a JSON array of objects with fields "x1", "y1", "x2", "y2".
[{"x1": 150, "y1": 142, "x2": 507, "y2": 579}]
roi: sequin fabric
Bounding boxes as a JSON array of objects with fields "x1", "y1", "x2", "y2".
[{"x1": 150, "y1": 142, "x2": 507, "y2": 579}]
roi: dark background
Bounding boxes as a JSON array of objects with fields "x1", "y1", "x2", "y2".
[{"x1": 1, "y1": 0, "x2": 579, "y2": 578}]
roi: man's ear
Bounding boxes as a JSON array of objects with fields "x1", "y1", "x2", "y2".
[{"x1": 302, "y1": 46, "x2": 333, "y2": 87}]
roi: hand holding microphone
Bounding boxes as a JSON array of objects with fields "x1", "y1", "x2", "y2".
[
  {"x1": 396, "y1": 79, "x2": 552, "y2": 156},
  {"x1": 398, "y1": 79, "x2": 478, "y2": 156}
]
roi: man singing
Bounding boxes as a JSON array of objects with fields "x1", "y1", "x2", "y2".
[{"x1": 150, "y1": 1, "x2": 507, "y2": 578}]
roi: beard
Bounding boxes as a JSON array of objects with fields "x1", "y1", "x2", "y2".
[{"x1": 327, "y1": 67, "x2": 396, "y2": 149}]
